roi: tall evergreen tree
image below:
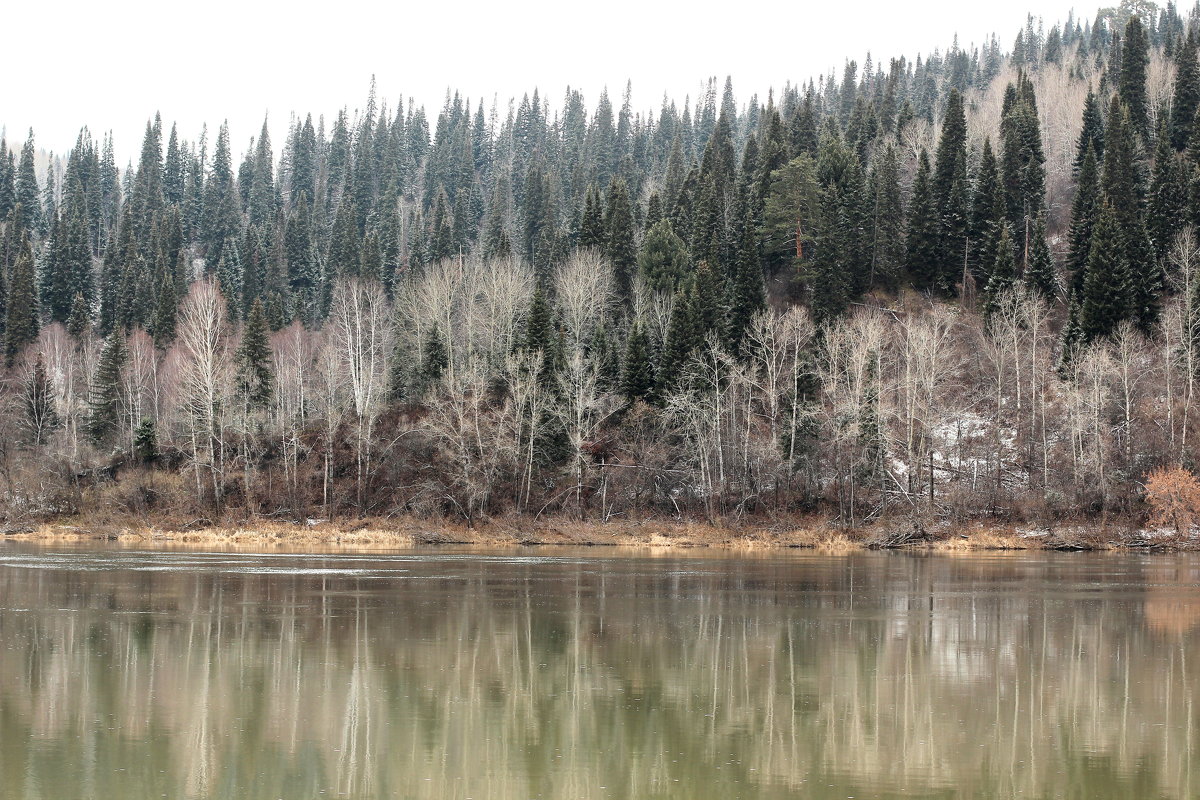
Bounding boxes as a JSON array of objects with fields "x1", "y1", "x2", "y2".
[
  {"x1": 1119, "y1": 15, "x2": 1151, "y2": 140},
  {"x1": 905, "y1": 150, "x2": 940, "y2": 291},
  {"x1": 5, "y1": 234, "x2": 38, "y2": 365},
  {"x1": 1172, "y1": 33, "x2": 1200, "y2": 150},
  {"x1": 1067, "y1": 145, "x2": 1101, "y2": 298},
  {"x1": 620, "y1": 323, "x2": 655, "y2": 402},
  {"x1": 1080, "y1": 204, "x2": 1133, "y2": 341},
  {"x1": 235, "y1": 299, "x2": 274, "y2": 410},
  {"x1": 604, "y1": 178, "x2": 637, "y2": 301},
  {"x1": 932, "y1": 89, "x2": 969, "y2": 291}
]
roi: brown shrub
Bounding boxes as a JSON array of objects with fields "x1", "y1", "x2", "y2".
[{"x1": 1144, "y1": 467, "x2": 1200, "y2": 538}]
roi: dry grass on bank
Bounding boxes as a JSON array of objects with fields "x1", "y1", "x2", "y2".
[{"x1": 0, "y1": 514, "x2": 1172, "y2": 553}]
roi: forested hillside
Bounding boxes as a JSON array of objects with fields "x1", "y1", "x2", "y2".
[{"x1": 0, "y1": 1, "x2": 1195, "y2": 528}]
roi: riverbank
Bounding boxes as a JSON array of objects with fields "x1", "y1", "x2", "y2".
[{"x1": 0, "y1": 514, "x2": 1188, "y2": 552}]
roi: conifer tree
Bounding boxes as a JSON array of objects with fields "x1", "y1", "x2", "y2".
[
  {"x1": 5, "y1": 234, "x2": 38, "y2": 365},
  {"x1": 637, "y1": 219, "x2": 688, "y2": 293},
  {"x1": 1067, "y1": 145, "x2": 1101, "y2": 298},
  {"x1": 329, "y1": 192, "x2": 361, "y2": 276},
  {"x1": 1079, "y1": 205, "x2": 1132, "y2": 341},
  {"x1": 1074, "y1": 89, "x2": 1105, "y2": 172},
  {"x1": 984, "y1": 226, "x2": 1018, "y2": 317},
  {"x1": 22, "y1": 354, "x2": 59, "y2": 447},
  {"x1": 1150, "y1": 124, "x2": 1189, "y2": 261},
  {"x1": 1119, "y1": 15, "x2": 1150, "y2": 140},
  {"x1": 968, "y1": 138, "x2": 1006, "y2": 284},
  {"x1": 1172, "y1": 33, "x2": 1200, "y2": 150},
  {"x1": 67, "y1": 293, "x2": 91, "y2": 339},
  {"x1": 14, "y1": 134, "x2": 42, "y2": 236},
  {"x1": 727, "y1": 212, "x2": 766, "y2": 348},
  {"x1": 87, "y1": 330, "x2": 127, "y2": 444},
  {"x1": 905, "y1": 151, "x2": 940, "y2": 291},
  {"x1": 604, "y1": 178, "x2": 637, "y2": 301},
  {"x1": 420, "y1": 324, "x2": 448, "y2": 387},
  {"x1": 620, "y1": 323, "x2": 655, "y2": 402},
  {"x1": 932, "y1": 89, "x2": 969, "y2": 290},
  {"x1": 866, "y1": 143, "x2": 905, "y2": 290},
  {"x1": 133, "y1": 418, "x2": 158, "y2": 464},
  {"x1": 1024, "y1": 215, "x2": 1056, "y2": 299},
  {"x1": 235, "y1": 299, "x2": 273, "y2": 410},
  {"x1": 657, "y1": 284, "x2": 700, "y2": 397},
  {"x1": 578, "y1": 185, "x2": 605, "y2": 249}
]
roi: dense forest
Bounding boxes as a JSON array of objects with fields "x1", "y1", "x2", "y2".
[{"x1": 0, "y1": 0, "x2": 1197, "y2": 529}]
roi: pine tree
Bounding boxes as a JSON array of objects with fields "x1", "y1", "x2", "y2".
[
  {"x1": 5, "y1": 234, "x2": 38, "y2": 365},
  {"x1": 620, "y1": 323, "x2": 655, "y2": 401},
  {"x1": 235, "y1": 299, "x2": 273, "y2": 410},
  {"x1": 87, "y1": 330, "x2": 127, "y2": 444}
]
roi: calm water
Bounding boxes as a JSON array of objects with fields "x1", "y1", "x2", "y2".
[{"x1": 0, "y1": 545, "x2": 1197, "y2": 799}]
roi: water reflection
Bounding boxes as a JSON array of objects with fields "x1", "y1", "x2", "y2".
[{"x1": 0, "y1": 546, "x2": 1196, "y2": 799}]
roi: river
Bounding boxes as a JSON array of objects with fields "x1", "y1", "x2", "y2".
[{"x1": 0, "y1": 544, "x2": 1195, "y2": 798}]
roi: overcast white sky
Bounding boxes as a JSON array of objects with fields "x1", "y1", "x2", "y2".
[{"x1": 5, "y1": 0, "x2": 1081, "y2": 161}]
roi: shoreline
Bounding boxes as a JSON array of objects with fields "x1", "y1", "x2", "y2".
[{"x1": 1, "y1": 515, "x2": 1192, "y2": 554}]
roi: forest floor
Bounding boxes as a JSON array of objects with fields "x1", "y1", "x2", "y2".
[{"x1": 0, "y1": 514, "x2": 1192, "y2": 552}]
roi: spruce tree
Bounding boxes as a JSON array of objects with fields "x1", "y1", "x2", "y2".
[
  {"x1": 1119, "y1": 15, "x2": 1150, "y2": 140},
  {"x1": 67, "y1": 293, "x2": 91, "y2": 339},
  {"x1": 420, "y1": 324, "x2": 448, "y2": 387},
  {"x1": 577, "y1": 185, "x2": 606, "y2": 250},
  {"x1": 968, "y1": 138, "x2": 1006, "y2": 284},
  {"x1": 5, "y1": 234, "x2": 38, "y2": 365},
  {"x1": 637, "y1": 219, "x2": 688, "y2": 293},
  {"x1": 1024, "y1": 215, "x2": 1056, "y2": 299},
  {"x1": 235, "y1": 300, "x2": 274, "y2": 410},
  {"x1": 1067, "y1": 145, "x2": 1101, "y2": 298},
  {"x1": 1149, "y1": 121, "x2": 1189, "y2": 262},
  {"x1": 866, "y1": 143, "x2": 905, "y2": 290},
  {"x1": 657, "y1": 284, "x2": 700, "y2": 397},
  {"x1": 87, "y1": 330, "x2": 127, "y2": 444},
  {"x1": 1079, "y1": 205, "x2": 1133, "y2": 341},
  {"x1": 133, "y1": 418, "x2": 158, "y2": 464},
  {"x1": 983, "y1": 226, "x2": 1018, "y2": 317},
  {"x1": 905, "y1": 151, "x2": 940, "y2": 291},
  {"x1": 620, "y1": 323, "x2": 655, "y2": 402},
  {"x1": 1172, "y1": 33, "x2": 1200, "y2": 150},
  {"x1": 1074, "y1": 89, "x2": 1105, "y2": 172},
  {"x1": 604, "y1": 178, "x2": 637, "y2": 301},
  {"x1": 726, "y1": 212, "x2": 766, "y2": 348},
  {"x1": 932, "y1": 89, "x2": 969, "y2": 290}
]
